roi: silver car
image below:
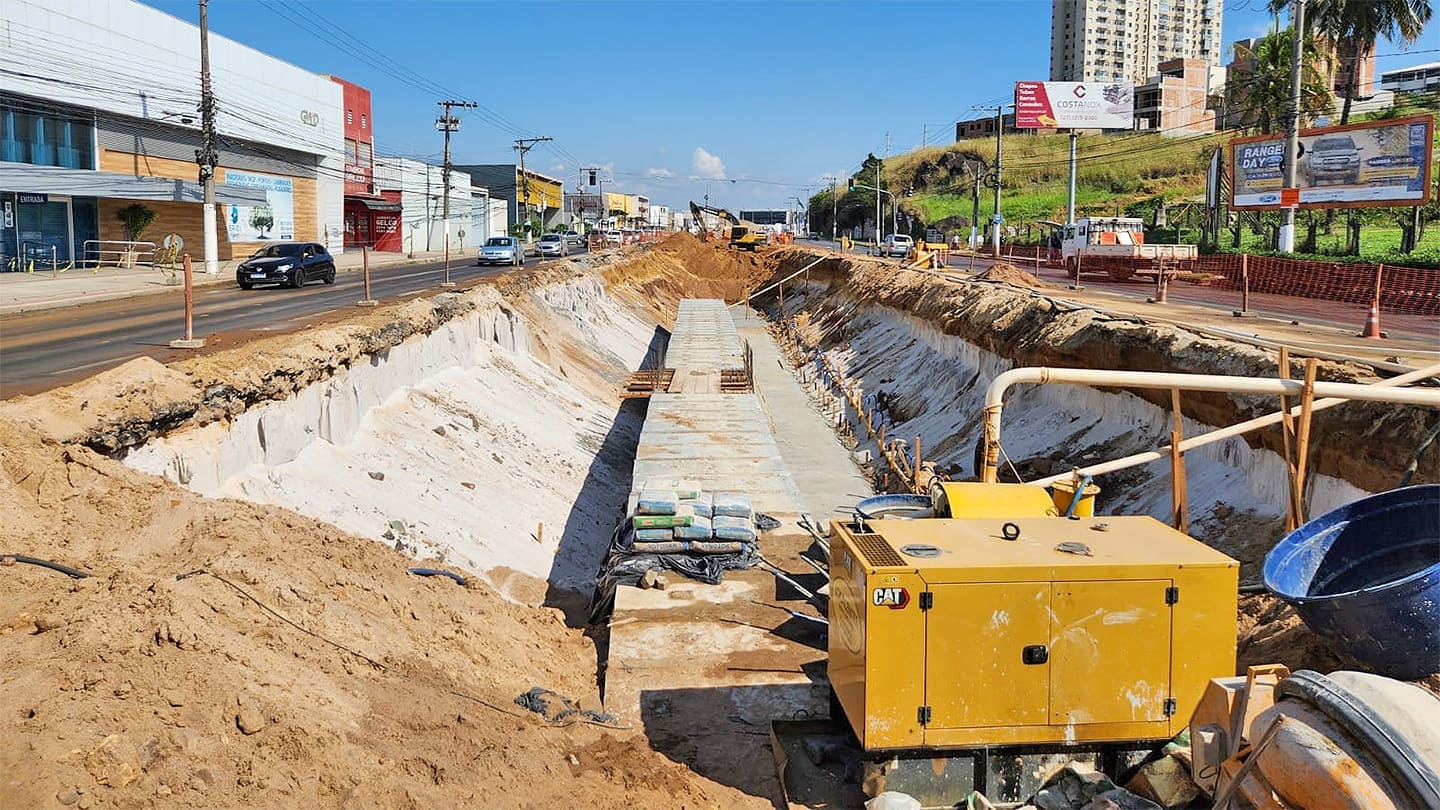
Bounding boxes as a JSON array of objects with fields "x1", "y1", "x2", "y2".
[
  {"x1": 478, "y1": 236, "x2": 523, "y2": 266},
  {"x1": 538, "y1": 233, "x2": 568, "y2": 258}
]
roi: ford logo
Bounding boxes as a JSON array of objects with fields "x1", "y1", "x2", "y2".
[{"x1": 1258, "y1": 193, "x2": 1280, "y2": 203}]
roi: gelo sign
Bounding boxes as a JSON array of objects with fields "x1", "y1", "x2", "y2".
[{"x1": 300, "y1": 110, "x2": 320, "y2": 127}]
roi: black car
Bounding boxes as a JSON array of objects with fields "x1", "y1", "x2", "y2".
[{"x1": 236, "y1": 242, "x2": 336, "y2": 289}]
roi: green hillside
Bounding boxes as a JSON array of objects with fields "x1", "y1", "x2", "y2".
[{"x1": 814, "y1": 93, "x2": 1439, "y2": 266}]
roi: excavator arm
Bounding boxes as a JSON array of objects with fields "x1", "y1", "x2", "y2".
[{"x1": 690, "y1": 201, "x2": 740, "y2": 242}]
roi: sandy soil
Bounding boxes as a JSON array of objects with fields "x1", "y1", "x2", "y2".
[
  {"x1": 1, "y1": 235, "x2": 1428, "y2": 807},
  {"x1": 0, "y1": 245, "x2": 755, "y2": 809},
  {"x1": 602, "y1": 232, "x2": 775, "y2": 323}
]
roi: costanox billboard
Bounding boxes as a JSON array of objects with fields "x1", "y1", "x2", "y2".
[
  {"x1": 1015, "y1": 82, "x2": 1134, "y2": 129},
  {"x1": 1230, "y1": 115, "x2": 1434, "y2": 210}
]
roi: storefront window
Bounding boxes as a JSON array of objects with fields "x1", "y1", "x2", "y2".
[{"x1": 0, "y1": 98, "x2": 94, "y2": 170}]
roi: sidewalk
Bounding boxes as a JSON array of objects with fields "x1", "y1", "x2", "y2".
[{"x1": 0, "y1": 248, "x2": 462, "y2": 315}]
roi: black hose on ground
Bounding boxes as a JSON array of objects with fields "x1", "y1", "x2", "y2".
[
  {"x1": 407, "y1": 567, "x2": 467, "y2": 586},
  {"x1": 2, "y1": 554, "x2": 91, "y2": 579},
  {"x1": 1398, "y1": 418, "x2": 1440, "y2": 488}
]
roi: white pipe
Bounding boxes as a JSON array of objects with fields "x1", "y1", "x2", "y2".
[
  {"x1": 730, "y1": 255, "x2": 829, "y2": 308},
  {"x1": 982, "y1": 366, "x2": 1440, "y2": 483},
  {"x1": 1029, "y1": 362, "x2": 1440, "y2": 487}
]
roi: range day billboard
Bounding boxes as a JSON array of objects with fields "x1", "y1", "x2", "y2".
[{"x1": 1230, "y1": 115, "x2": 1434, "y2": 210}]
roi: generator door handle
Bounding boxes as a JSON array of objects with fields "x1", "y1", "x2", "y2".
[{"x1": 1022, "y1": 644, "x2": 1049, "y2": 665}]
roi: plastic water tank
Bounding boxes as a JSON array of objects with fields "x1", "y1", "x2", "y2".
[{"x1": 1263, "y1": 485, "x2": 1440, "y2": 680}]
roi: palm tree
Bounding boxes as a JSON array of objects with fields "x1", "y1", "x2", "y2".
[
  {"x1": 1270, "y1": 0, "x2": 1433, "y2": 124},
  {"x1": 1227, "y1": 26, "x2": 1334, "y2": 134}
]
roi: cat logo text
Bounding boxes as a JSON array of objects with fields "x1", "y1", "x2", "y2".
[{"x1": 872, "y1": 587, "x2": 910, "y2": 609}]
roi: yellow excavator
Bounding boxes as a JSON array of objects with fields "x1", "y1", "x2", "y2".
[{"x1": 690, "y1": 201, "x2": 769, "y2": 251}]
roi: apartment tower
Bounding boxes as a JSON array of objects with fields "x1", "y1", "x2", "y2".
[{"x1": 1050, "y1": 0, "x2": 1223, "y2": 85}]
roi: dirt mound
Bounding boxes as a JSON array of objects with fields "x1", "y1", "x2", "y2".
[
  {"x1": 602, "y1": 232, "x2": 776, "y2": 323},
  {"x1": 0, "y1": 290, "x2": 745, "y2": 807},
  {"x1": 975, "y1": 262, "x2": 1049, "y2": 289}
]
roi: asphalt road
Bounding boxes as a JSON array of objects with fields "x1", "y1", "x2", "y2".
[{"x1": 0, "y1": 251, "x2": 577, "y2": 398}]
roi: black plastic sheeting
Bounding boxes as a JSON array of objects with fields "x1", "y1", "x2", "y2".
[{"x1": 587, "y1": 521, "x2": 760, "y2": 624}]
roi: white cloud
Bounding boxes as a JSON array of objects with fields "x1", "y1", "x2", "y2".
[
  {"x1": 692, "y1": 147, "x2": 726, "y2": 180},
  {"x1": 646, "y1": 168, "x2": 674, "y2": 178}
]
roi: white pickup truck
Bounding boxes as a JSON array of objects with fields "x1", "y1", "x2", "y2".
[{"x1": 1059, "y1": 217, "x2": 1197, "y2": 281}]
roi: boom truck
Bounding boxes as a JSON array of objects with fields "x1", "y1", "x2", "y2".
[{"x1": 1057, "y1": 216, "x2": 1197, "y2": 281}]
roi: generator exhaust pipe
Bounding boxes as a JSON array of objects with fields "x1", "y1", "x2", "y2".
[{"x1": 981, "y1": 367, "x2": 1440, "y2": 484}]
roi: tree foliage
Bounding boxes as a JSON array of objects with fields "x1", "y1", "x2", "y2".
[
  {"x1": 115, "y1": 203, "x2": 157, "y2": 243},
  {"x1": 1227, "y1": 25, "x2": 1334, "y2": 134},
  {"x1": 1269, "y1": 0, "x2": 1433, "y2": 124}
]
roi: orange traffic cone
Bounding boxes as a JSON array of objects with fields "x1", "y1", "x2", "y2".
[{"x1": 1359, "y1": 301, "x2": 1383, "y2": 339}]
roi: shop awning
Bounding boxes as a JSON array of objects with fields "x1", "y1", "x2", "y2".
[
  {"x1": 349, "y1": 197, "x2": 402, "y2": 212},
  {"x1": 0, "y1": 163, "x2": 267, "y2": 205}
]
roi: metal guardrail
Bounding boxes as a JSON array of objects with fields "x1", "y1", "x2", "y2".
[
  {"x1": 82, "y1": 240, "x2": 158, "y2": 272},
  {"x1": 19, "y1": 241, "x2": 67, "y2": 276}
]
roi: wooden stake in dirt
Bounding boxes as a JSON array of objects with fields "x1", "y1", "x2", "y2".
[
  {"x1": 1169, "y1": 389, "x2": 1188, "y2": 533},
  {"x1": 1278, "y1": 347, "x2": 1301, "y2": 533},
  {"x1": 913, "y1": 435, "x2": 923, "y2": 494},
  {"x1": 536, "y1": 523, "x2": 544, "y2": 545},
  {"x1": 1293, "y1": 359, "x2": 1319, "y2": 529}
]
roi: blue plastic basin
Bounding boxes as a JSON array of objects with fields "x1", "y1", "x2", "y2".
[{"x1": 1264, "y1": 485, "x2": 1440, "y2": 680}]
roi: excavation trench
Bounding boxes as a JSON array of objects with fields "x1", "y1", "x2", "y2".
[
  {"x1": 2, "y1": 234, "x2": 1434, "y2": 807},
  {"x1": 756, "y1": 247, "x2": 1438, "y2": 581}
]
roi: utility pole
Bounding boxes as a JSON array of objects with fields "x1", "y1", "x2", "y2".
[
  {"x1": 964, "y1": 160, "x2": 982, "y2": 251},
  {"x1": 992, "y1": 106, "x2": 1004, "y2": 258},
  {"x1": 437, "y1": 99, "x2": 476, "y2": 287},
  {"x1": 875, "y1": 157, "x2": 882, "y2": 247},
  {"x1": 1067, "y1": 129, "x2": 1078, "y2": 227},
  {"x1": 875, "y1": 128, "x2": 887, "y2": 239},
  {"x1": 196, "y1": 0, "x2": 218, "y2": 276},
  {"x1": 1279, "y1": 0, "x2": 1305, "y2": 253},
  {"x1": 514, "y1": 136, "x2": 553, "y2": 244},
  {"x1": 823, "y1": 175, "x2": 838, "y2": 242}
]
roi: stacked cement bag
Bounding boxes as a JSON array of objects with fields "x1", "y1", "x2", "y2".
[{"x1": 631, "y1": 481, "x2": 757, "y2": 553}]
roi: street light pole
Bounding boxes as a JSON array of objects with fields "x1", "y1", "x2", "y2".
[{"x1": 1279, "y1": 0, "x2": 1306, "y2": 253}]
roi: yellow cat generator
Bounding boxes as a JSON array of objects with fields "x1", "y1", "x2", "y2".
[{"x1": 822, "y1": 482, "x2": 1239, "y2": 802}]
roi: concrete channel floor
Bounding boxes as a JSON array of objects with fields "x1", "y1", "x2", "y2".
[
  {"x1": 604, "y1": 300, "x2": 873, "y2": 807},
  {"x1": 732, "y1": 305, "x2": 873, "y2": 521}
]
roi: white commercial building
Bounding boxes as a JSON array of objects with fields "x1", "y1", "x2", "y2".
[
  {"x1": 1049, "y1": 0, "x2": 1223, "y2": 86},
  {"x1": 0, "y1": 0, "x2": 346, "y2": 272},
  {"x1": 373, "y1": 156, "x2": 482, "y2": 255}
]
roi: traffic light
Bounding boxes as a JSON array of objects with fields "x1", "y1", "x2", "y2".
[
  {"x1": 848, "y1": 176, "x2": 856, "y2": 192},
  {"x1": 905, "y1": 185, "x2": 914, "y2": 197},
  {"x1": 588, "y1": 170, "x2": 597, "y2": 185}
]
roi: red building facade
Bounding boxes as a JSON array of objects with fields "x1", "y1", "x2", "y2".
[{"x1": 329, "y1": 75, "x2": 401, "y2": 251}]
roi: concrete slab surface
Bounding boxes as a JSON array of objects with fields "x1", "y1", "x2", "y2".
[
  {"x1": 664, "y1": 298, "x2": 746, "y2": 369},
  {"x1": 603, "y1": 298, "x2": 880, "y2": 806}
]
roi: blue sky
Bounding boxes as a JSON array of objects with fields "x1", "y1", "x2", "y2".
[{"x1": 142, "y1": 0, "x2": 1433, "y2": 211}]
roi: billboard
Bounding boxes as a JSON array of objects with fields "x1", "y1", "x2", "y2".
[
  {"x1": 1015, "y1": 81, "x2": 1134, "y2": 129},
  {"x1": 222, "y1": 170, "x2": 295, "y2": 242},
  {"x1": 1230, "y1": 115, "x2": 1434, "y2": 210}
]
